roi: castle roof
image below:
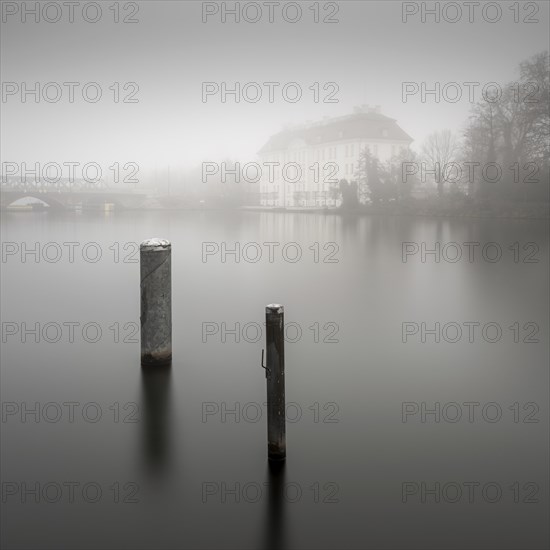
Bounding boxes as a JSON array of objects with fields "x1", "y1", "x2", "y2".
[{"x1": 259, "y1": 111, "x2": 413, "y2": 154}]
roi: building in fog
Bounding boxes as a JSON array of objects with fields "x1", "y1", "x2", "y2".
[{"x1": 257, "y1": 105, "x2": 413, "y2": 207}]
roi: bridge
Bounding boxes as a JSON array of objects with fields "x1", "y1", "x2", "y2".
[{"x1": 1, "y1": 177, "x2": 148, "y2": 210}]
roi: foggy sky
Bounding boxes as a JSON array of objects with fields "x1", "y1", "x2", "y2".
[{"x1": 1, "y1": 0, "x2": 549, "y2": 170}]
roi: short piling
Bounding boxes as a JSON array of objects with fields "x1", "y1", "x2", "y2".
[
  {"x1": 140, "y1": 238, "x2": 172, "y2": 366},
  {"x1": 265, "y1": 304, "x2": 286, "y2": 460}
]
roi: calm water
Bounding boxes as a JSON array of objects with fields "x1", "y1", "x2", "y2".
[{"x1": 1, "y1": 210, "x2": 549, "y2": 549}]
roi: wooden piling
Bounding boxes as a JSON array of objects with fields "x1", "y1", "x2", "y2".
[{"x1": 265, "y1": 304, "x2": 286, "y2": 460}]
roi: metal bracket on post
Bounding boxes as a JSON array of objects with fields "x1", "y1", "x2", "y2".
[{"x1": 261, "y1": 349, "x2": 270, "y2": 378}]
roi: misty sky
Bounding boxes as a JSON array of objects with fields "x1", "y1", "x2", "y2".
[{"x1": 1, "y1": 0, "x2": 549, "y2": 171}]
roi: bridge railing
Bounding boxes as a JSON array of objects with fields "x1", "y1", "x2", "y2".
[{"x1": 0, "y1": 177, "x2": 131, "y2": 193}]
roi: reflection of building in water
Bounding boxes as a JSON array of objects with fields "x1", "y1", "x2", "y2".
[{"x1": 257, "y1": 105, "x2": 413, "y2": 207}]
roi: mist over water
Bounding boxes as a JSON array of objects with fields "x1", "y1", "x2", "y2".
[{"x1": 1, "y1": 210, "x2": 548, "y2": 549}]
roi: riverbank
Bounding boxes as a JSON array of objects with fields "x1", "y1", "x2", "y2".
[{"x1": 242, "y1": 198, "x2": 550, "y2": 220}]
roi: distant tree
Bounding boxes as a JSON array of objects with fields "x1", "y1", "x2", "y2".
[
  {"x1": 462, "y1": 120, "x2": 485, "y2": 196},
  {"x1": 356, "y1": 148, "x2": 384, "y2": 204},
  {"x1": 386, "y1": 147, "x2": 419, "y2": 200},
  {"x1": 461, "y1": 101, "x2": 498, "y2": 198},
  {"x1": 421, "y1": 130, "x2": 459, "y2": 197},
  {"x1": 496, "y1": 51, "x2": 549, "y2": 167},
  {"x1": 462, "y1": 51, "x2": 549, "y2": 201}
]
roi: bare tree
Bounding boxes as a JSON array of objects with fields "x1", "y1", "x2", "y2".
[
  {"x1": 496, "y1": 51, "x2": 549, "y2": 166},
  {"x1": 462, "y1": 51, "x2": 549, "y2": 200},
  {"x1": 421, "y1": 129, "x2": 459, "y2": 197}
]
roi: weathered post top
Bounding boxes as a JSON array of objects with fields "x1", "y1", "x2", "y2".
[{"x1": 140, "y1": 238, "x2": 171, "y2": 252}]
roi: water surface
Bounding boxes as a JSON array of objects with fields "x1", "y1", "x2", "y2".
[{"x1": 1, "y1": 211, "x2": 548, "y2": 549}]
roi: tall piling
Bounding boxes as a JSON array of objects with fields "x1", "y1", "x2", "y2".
[
  {"x1": 140, "y1": 238, "x2": 172, "y2": 366},
  {"x1": 265, "y1": 304, "x2": 286, "y2": 460}
]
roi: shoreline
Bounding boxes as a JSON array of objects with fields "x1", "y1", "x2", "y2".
[{"x1": 3, "y1": 204, "x2": 549, "y2": 220}]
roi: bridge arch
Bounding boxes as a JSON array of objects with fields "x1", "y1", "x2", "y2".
[{"x1": 1, "y1": 193, "x2": 67, "y2": 210}]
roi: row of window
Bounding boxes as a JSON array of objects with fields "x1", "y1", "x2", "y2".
[{"x1": 266, "y1": 142, "x2": 405, "y2": 164}]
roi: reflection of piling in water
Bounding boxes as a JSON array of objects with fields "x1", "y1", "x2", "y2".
[
  {"x1": 265, "y1": 304, "x2": 286, "y2": 461},
  {"x1": 264, "y1": 460, "x2": 287, "y2": 550},
  {"x1": 140, "y1": 238, "x2": 172, "y2": 366},
  {"x1": 141, "y1": 364, "x2": 172, "y2": 472}
]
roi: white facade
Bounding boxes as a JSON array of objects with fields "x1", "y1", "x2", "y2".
[{"x1": 257, "y1": 107, "x2": 413, "y2": 207}]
